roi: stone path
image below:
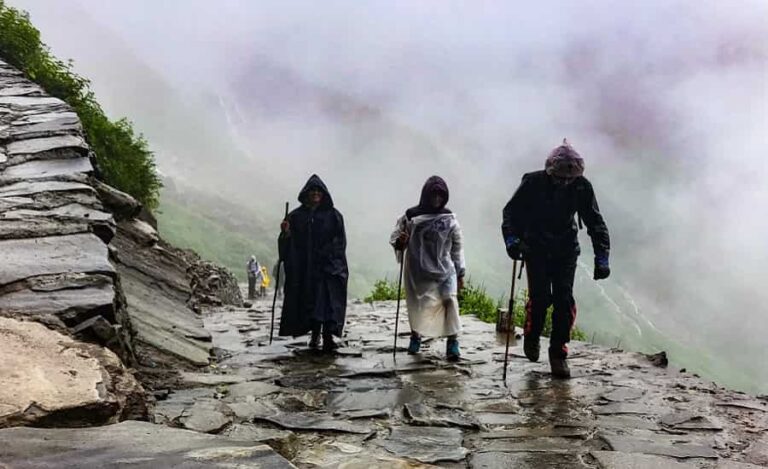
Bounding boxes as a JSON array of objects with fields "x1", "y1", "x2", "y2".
[{"x1": 151, "y1": 298, "x2": 768, "y2": 468}]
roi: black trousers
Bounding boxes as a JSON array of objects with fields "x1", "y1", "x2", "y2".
[
  {"x1": 247, "y1": 274, "x2": 257, "y2": 299},
  {"x1": 524, "y1": 254, "x2": 578, "y2": 359}
]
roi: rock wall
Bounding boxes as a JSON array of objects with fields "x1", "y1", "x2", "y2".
[
  {"x1": 1, "y1": 57, "x2": 244, "y2": 402},
  {"x1": 0, "y1": 58, "x2": 147, "y2": 426}
]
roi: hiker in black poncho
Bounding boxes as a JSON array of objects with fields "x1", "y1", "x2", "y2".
[
  {"x1": 278, "y1": 175, "x2": 348, "y2": 352},
  {"x1": 502, "y1": 139, "x2": 610, "y2": 378}
]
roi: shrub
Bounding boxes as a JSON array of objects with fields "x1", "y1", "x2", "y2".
[
  {"x1": 458, "y1": 278, "x2": 588, "y2": 341},
  {"x1": 0, "y1": 1, "x2": 161, "y2": 209},
  {"x1": 364, "y1": 278, "x2": 404, "y2": 303}
]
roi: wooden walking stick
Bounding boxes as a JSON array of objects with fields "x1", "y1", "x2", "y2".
[
  {"x1": 393, "y1": 248, "x2": 405, "y2": 357},
  {"x1": 502, "y1": 259, "x2": 519, "y2": 384},
  {"x1": 270, "y1": 202, "x2": 289, "y2": 345}
]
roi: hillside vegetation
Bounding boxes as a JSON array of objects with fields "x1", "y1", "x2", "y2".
[{"x1": 0, "y1": 0, "x2": 160, "y2": 208}]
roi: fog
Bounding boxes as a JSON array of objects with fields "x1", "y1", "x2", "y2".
[{"x1": 10, "y1": 0, "x2": 768, "y2": 392}]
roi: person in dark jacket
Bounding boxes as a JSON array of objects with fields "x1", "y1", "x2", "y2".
[
  {"x1": 279, "y1": 175, "x2": 348, "y2": 352},
  {"x1": 501, "y1": 139, "x2": 610, "y2": 378}
]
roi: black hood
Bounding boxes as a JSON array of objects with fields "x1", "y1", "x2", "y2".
[
  {"x1": 406, "y1": 175, "x2": 451, "y2": 219},
  {"x1": 298, "y1": 174, "x2": 334, "y2": 208}
]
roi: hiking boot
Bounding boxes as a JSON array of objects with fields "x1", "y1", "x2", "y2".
[
  {"x1": 322, "y1": 334, "x2": 339, "y2": 353},
  {"x1": 407, "y1": 335, "x2": 422, "y2": 355},
  {"x1": 446, "y1": 338, "x2": 461, "y2": 362},
  {"x1": 309, "y1": 331, "x2": 320, "y2": 349},
  {"x1": 549, "y1": 356, "x2": 571, "y2": 379},
  {"x1": 524, "y1": 335, "x2": 540, "y2": 362}
]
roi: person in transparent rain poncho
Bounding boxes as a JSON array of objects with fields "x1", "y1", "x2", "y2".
[{"x1": 390, "y1": 176, "x2": 466, "y2": 361}]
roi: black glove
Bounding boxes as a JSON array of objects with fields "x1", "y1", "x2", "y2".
[
  {"x1": 594, "y1": 254, "x2": 610, "y2": 280},
  {"x1": 505, "y1": 236, "x2": 527, "y2": 260}
]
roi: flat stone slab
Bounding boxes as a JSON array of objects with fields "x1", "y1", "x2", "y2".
[
  {"x1": 591, "y1": 451, "x2": 698, "y2": 468},
  {"x1": 0, "y1": 180, "x2": 94, "y2": 198},
  {"x1": 182, "y1": 400, "x2": 234, "y2": 434},
  {"x1": 478, "y1": 426, "x2": 590, "y2": 439},
  {"x1": 254, "y1": 412, "x2": 374, "y2": 434},
  {"x1": 600, "y1": 433, "x2": 718, "y2": 459},
  {"x1": 180, "y1": 372, "x2": 247, "y2": 386},
  {"x1": 0, "y1": 420, "x2": 295, "y2": 468},
  {"x1": 593, "y1": 403, "x2": 655, "y2": 416},
  {"x1": 0, "y1": 233, "x2": 113, "y2": 287},
  {"x1": 5, "y1": 135, "x2": 87, "y2": 156},
  {"x1": 601, "y1": 387, "x2": 645, "y2": 402},
  {"x1": 405, "y1": 402, "x2": 481, "y2": 429},
  {"x1": 378, "y1": 426, "x2": 467, "y2": 463},
  {"x1": 470, "y1": 452, "x2": 589, "y2": 469},
  {"x1": 0, "y1": 283, "x2": 114, "y2": 319},
  {"x1": 0, "y1": 317, "x2": 141, "y2": 428},
  {"x1": 327, "y1": 386, "x2": 423, "y2": 412},
  {"x1": 224, "y1": 381, "x2": 281, "y2": 400},
  {"x1": 1, "y1": 157, "x2": 92, "y2": 179},
  {"x1": 477, "y1": 437, "x2": 586, "y2": 453}
]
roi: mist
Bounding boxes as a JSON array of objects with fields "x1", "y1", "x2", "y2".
[{"x1": 10, "y1": 0, "x2": 768, "y2": 392}]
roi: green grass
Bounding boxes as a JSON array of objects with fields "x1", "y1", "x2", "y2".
[
  {"x1": 363, "y1": 278, "x2": 405, "y2": 303},
  {"x1": 0, "y1": 1, "x2": 160, "y2": 208}
]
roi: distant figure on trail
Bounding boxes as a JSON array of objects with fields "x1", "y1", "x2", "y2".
[
  {"x1": 390, "y1": 176, "x2": 466, "y2": 361},
  {"x1": 272, "y1": 261, "x2": 285, "y2": 299},
  {"x1": 260, "y1": 265, "x2": 270, "y2": 297},
  {"x1": 246, "y1": 255, "x2": 263, "y2": 300},
  {"x1": 502, "y1": 139, "x2": 610, "y2": 378},
  {"x1": 279, "y1": 175, "x2": 348, "y2": 352}
]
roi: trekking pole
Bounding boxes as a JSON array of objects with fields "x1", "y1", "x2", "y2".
[
  {"x1": 270, "y1": 202, "x2": 289, "y2": 345},
  {"x1": 393, "y1": 248, "x2": 406, "y2": 357},
  {"x1": 502, "y1": 259, "x2": 519, "y2": 385}
]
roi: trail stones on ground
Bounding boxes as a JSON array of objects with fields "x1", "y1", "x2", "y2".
[
  {"x1": 469, "y1": 452, "x2": 589, "y2": 469},
  {"x1": 601, "y1": 387, "x2": 645, "y2": 402},
  {"x1": 328, "y1": 386, "x2": 423, "y2": 412},
  {"x1": 224, "y1": 381, "x2": 281, "y2": 400},
  {"x1": 254, "y1": 412, "x2": 374, "y2": 434},
  {"x1": 379, "y1": 426, "x2": 468, "y2": 463},
  {"x1": 600, "y1": 433, "x2": 718, "y2": 459},
  {"x1": 181, "y1": 400, "x2": 234, "y2": 434},
  {"x1": 405, "y1": 402, "x2": 481, "y2": 429},
  {"x1": 0, "y1": 421, "x2": 294, "y2": 468},
  {"x1": 590, "y1": 451, "x2": 698, "y2": 469}
]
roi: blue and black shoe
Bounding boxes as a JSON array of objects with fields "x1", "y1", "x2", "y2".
[
  {"x1": 446, "y1": 338, "x2": 461, "y2": 362},
  {"x1": 407, "y1": 335, "x2": 422, "y2": 354}
]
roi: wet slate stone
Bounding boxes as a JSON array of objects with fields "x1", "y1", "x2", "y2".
[
  {"x1": 591, "y1": 451, "x2": 698, "y2": 468},
  {"x1": 479, "y1": 426, "x2": 590, "y2": 439},
  {"x1": 601, "y1": 387, "x2": 645, "y2": 402},
  {"x1": 181, "y1": 372, "x2": 247, "y2": 387},
  {"x1": 0, "y1": 180, "x2": 94, "y2": 198},
  {"x1": 334, "y1": 408, "x2": 391, "y2": 419},
  {"x1": 0, "y1": 233, "x2": 113, "y2": 287},
  {"x1": 1, "y1": 157, "x2": 92, "y2": 179},
  {"x1": 405, "y1": 403, "x2": 481, "y2": 429},
  {"x1": 476, "y1": 412, "x2": 526, "y2": 426},
  {"x1": 660, "y1": 411, "x2": 723, "y2": 431},
  {"x1": 593, "y1": 403, "x2": 655, "y2": 416},
  {"x1": 182, "y1": 400, "x2": 234, "y2": 434},
  {"x1": 0, "y1": 420, "x2": 294, "y2": 468},
  {"x1": 744, "y1": 433, "x2": 768, "y2": 467},
  {"x1": 224, "y1": 381, "x2": 281, "y2": 400},
  {"x1": 716, "y1": 400, "x2": 768, "y2": 413},
  {"x1": 716, "y1": 461, "x2": 766, "y2": 469},
  {"x1": 596, "y1": 415, "x2": 660, "y2": 431},
  {"x1": 379, "y1": 426, "x2": 467, "y2": 463},
  {"x1": 600, "y1": 433, "x2": 718, "y2": 459},
  {"x1": 254, "y1": 412, "x2": 374, "y2": 434},
  {"x1": 470, "y1": 452, "x2": 589, "y2": 469},
  {"x1": 5, "y1": 134, "x2": 87, "y2": 156},
  {"x1": 477, "y1": 437, "x2": 586, "y2": 453},
  {"x1": 328, "y1": 386, "x2": 423, "y2": 412}
]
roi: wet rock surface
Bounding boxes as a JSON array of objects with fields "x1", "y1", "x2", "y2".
[
  {"x1": 0, "y1": 316, "x2": 146, "y2": 428},
  {"x1": 0, "y1": 420, "x2": 294, "y2": 468},
  {"x1": 139, "y1": 297, "x2": 768, "y2": 468}
]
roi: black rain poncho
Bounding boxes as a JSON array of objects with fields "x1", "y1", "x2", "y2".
[{"x1": 278, "y1": 175, "x2": 348, "y2": 337}]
